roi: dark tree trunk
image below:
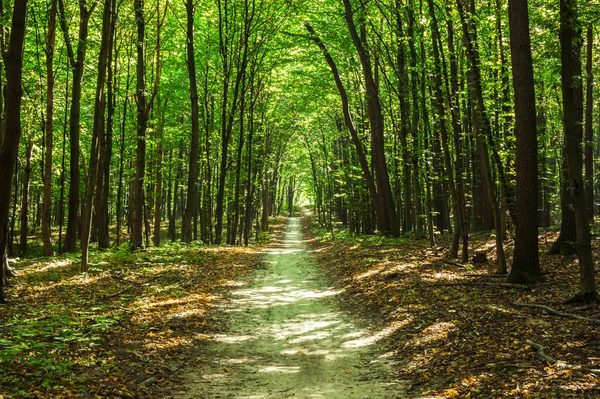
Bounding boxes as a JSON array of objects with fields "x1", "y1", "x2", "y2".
[
  {"x1": 81, "y1": 0, "x2": 112, "y2": 271},
  {"x1": 41, "y1": 0, "x2": 57, "y2": 256},
  {"x1": 96, "y1": 0, "x2": 117, "y2": 249},
  {"x1": 507, "y1": 0, "x2": 542, "y2": 284},
  {"x1": 182, "y1": 0, "x2": 200, "y2": 243},
  {"x1": 131, "y1": 0, "x2": 147, "y2": 250},
  {"x1": 457, "y1": 0, "x2": 507, "y2": 274},
  {"x1": 584, "y1": 23, "x2": 594, "y2": 223},
  {"x1": 58, "y1": 0, "x2": 95, "y2": 253},
  {"x1": 0, "y1": 0, "x2": 28, "y2": 303},
  {"x1": 559, "y1": 0, "x2": 598, "y2": 303},
  {"x1": 342, "y1": 0, "x2": 399, "y2": 237},
  {"x1": 304, "y1": 23, "x2": 388, "y2": 236}
]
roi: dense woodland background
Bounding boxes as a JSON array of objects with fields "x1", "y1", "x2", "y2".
[{"x1": 0, "y1": 0, "x2": 599, "y2": 303}]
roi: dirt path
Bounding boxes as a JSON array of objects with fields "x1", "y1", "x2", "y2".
[{"x1": 172, "y1": 217, "x2": 406, "y2": 398}]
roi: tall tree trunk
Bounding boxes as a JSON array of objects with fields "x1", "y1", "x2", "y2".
[
  {"x1": 116, "y1": 50, "x2": 131, "y2": 248},
  {"x1": 428, "y1": 0, "x2": 461, "y2": 257},
  {"x1": 42, "y1": 0, "x2": 57, "y2": 256},
  {"x1": 445, "y1": 8, "x2": 469, "y2": 262},
  {"x1": 58, "y1": 0, "x2": 95, "y2": 253},
  {"x1": 81, "y1": 0, "x2": 112, "y2": 271},
  {"x1": 182, "y1": 0, "x2": 200, "y2": 243},
  {"x1": 0, "y1": 0, "x2": 28, "y2": 303},
  {"x1": 342, "y1": 0, "x2": 399, "y2": 237},
  {"x1": 96, "y1": 0, "x2": 117, "y2": 249},
  {"x1": 507, "y1": 0, "x2": 542, "y2": 285},
  {"x1": 584, "y1": 22, "x2": 594, "y2": 223},
  {"x1": 457, "y1": 0, "x2": 507, "y2": 274},
  {"x1": 304, "y1": 23, "x2": 386, "y2": 236},
  {"x1": 131, "y1": 0, "x2": 147, "y2": 250},
  {"x1": 559, "y1": 0, "x2": 598, "y2": 303},
  {"x1": 456, "y1": 0, "x2": 516, "y2": 228},
  {"x1": 396, "y1": 1, "x2": 412, "y2": 234}
]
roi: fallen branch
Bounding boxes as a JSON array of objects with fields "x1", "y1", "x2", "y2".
[
  {"x1": 524, "y1": 340, "x2": 600, "y2": 375},
  {"x1": 511, "y1": 302, "x2": 600, "y2": 324}
]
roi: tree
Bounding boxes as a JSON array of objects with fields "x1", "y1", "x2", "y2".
[
  {"x1": 181, "y1": 0, "x2": 200, "y2": 244},
  {"x1": 507, "y1": 0, "x2": 542, "y2": 285},
  {"x1": 342, "y1": 0, "x2": 399, "y2": 237},
  {"x1": 132, "y1": 0, "x2": 148, "y2": 250},
  {"x1": 0, "y1": 0, "x2": 28, "y2": 303},
  {"x1": 559, "y1": 0, "x2": 598, "y2": 303},
  {"x1": 41, "y1": 0, "x2": 57, "y2": 256},
  {"x1": 81, "y1": 0, "x2": 113, "y2": 271},
  {"x1": 58, "y1": 0, "x2": 97, "y2": 253}
]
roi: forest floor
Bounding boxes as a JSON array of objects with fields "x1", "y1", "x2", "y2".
[
  {"x1": 2, "y1": 213, "x2": 600, "y2": 398},
  {"x1": 0, "y1": 223, "x2": 282, "y2": 399},
  {"x1": 303, "y1": 211, "x2": 600, "y2": 398}
]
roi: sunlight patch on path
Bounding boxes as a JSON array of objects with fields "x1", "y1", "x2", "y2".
[{"x1": 172, "y1": 217, "x2": 406, "y2": 398}]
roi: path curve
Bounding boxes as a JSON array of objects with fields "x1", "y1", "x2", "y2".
[{"x1": 173, "y1": 217, "x2": 406, "y2": 398}]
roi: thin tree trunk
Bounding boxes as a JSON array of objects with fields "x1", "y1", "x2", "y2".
[
  {"x1": 342, "y1": 0, "x2": 399, "y2": 237},
  {"x1": 153, "y1": 98, "x2": 166, "y2": 246},
  {"x1": 131, "y1": 0, "x2": 148, "y2": 250},
  {"x1": 19, "y1": 140, "x2": 34, "y2": 256},
  {"x1": 559, "y1": 0, "x2": 598, "y2": 303},
  {"x1": 42, "y1": 0, "x2": 57, "y2": 256},
  {"x1": 58, "y1": 0, "x2": 95, "y2": 253},
  {"x1": 457, "y1": 0, "x2": 506, "y2": 274},
  {"x1": 81, "y1": 0, "x2": 112, "y2": 271},
  {"x1": 182, "y1": 0, "x2": 200, "y2": 243},
  {"x1": 584, "y1": 22, "x2": 594, "y2": 223}
]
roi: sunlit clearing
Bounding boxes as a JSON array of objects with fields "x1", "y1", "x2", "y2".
[{"x1": 343, "y1": 318, "x2": 412, "y2": 348}]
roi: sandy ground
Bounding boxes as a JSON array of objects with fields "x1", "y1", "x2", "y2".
[{"x1": 172, "y1": 217, "x2": 406, "y2": 398}]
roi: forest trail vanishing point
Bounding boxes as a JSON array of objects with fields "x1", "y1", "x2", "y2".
[{"x1": 172, "y1": 216, "x2": 407, "y2": 398}]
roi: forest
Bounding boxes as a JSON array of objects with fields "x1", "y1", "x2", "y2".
[{"x1": 1, "y1": 0, "x2": 600, "y2": 397}]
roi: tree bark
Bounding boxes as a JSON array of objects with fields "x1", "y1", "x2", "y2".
[
  {"x1": 81, "y1": 0, "x2": 112, "y2": 271},
  {"x1": 41, "y1": 0, "x2": 57, "y2": 256},
  {"x1": 131, "y1": 0, "x2": 147, "y2": 250},
  {"x1": 559, "y1": 0, "x2": 598, "y2": 302},
  {"x1": 342, "y1": 0, "x2": 399, "y2": 237},
  {"x1": 584, "y1": 22, "x2": 594, "y2": 223},
  {"x1": 507, "y1": 0, "x2": 542, "y2": 284},
  {"x1": 457, "y1": 0, "x2": 507, "y2": 274},
  {"x1": 58, "y1": 0, "x2": 95, "y2": 253},
  {"x1": 182, "y1": 0, "x2": 200, "y2": 243},
  {"x1": 0, "y1": 0, "x2": 28, "y2": 303}
]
